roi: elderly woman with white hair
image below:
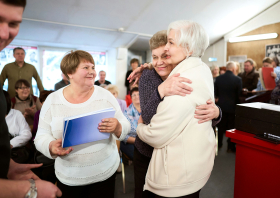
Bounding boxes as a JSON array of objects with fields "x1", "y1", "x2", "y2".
[{"x1": 136, "y1": 20, "x2": 216, "y2": 198}]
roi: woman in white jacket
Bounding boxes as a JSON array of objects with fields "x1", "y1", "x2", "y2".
[
  {"x1": 3, "y1": 90, "x2": 31, "y2": 148},
  {"x1": 137, "y1": 20, "x2": 216, "y2": 198}
]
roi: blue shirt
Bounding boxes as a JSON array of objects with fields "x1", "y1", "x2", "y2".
[{"x1": 123, "y1": 103, "x2": 141, "y2": 144}]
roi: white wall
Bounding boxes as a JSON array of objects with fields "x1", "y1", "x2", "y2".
[
  {"x1": 224, "y1": 1, "x2": 280, "y2": 40},
  {"x1": 202, "y1": 39, "x2": 226, "y2": 67},
  {"x1": 113, "y1": 48, "x2": 128, "y2": 100}
]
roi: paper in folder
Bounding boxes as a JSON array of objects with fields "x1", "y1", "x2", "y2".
[{"x1": 62, "y1": 108, "x2": 116, "y2": 148}]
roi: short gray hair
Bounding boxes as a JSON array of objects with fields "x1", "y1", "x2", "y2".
[
  {"x1": 226, "y1": 61, "x2": 236, "y2": 70},
  {"x1": 167, "y1": 20, "x2": 209, "y2": 57}
]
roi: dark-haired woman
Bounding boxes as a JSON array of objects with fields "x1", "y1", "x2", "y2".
[
  {"x1": 11, "y1": 79, "x2": 42, "y2": 125},
  {"x1": 3, "y1": 90, "x2": 31, "y2": 149}
]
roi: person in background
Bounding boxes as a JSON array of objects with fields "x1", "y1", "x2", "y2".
[
  {"x1": 211, "y1": 65, "x2": 219, "y2": 82},
  {"x1": 0, "y1": 0, "x2": 62, "y2": 197},
  {"x1": 219, "y1": 66, "x2": 226, "y2": 75},
  {"x1": 125, "y1": 58, "x2": 139, "y2": 94},
  {"x1": 234, "y1": 62, "x2": 240, "y2": 76},
  {"x1": 125, "y1": 81, "x2": 138, "y2": 107},
  {"x1": 253, "y1": 57, "x2": 279, "y2": 92},
  {"x1": 34, "y1": 50, "x2": 130, "y2": 198},
  {"x1": 94, "y1": 70, "x2": 111, "y2": 86},
  {"x1": 238, "y1": 58, "x2": 259, "y2": 91},
  {"x1": 272, "y1": 56, "x2": 280, "y2": 73},
  {"x1": 0, "y1": 47, "x2": 44, "y2": 98},
  {"x1": 11, "y1": 79, "x2": 42, "y2": 125},
  {"x1": 215, "y1": 61, "x2": 242, "y2": 152},
  {"x1": 32, "y1": 90, "x2": 54, "y2": 140},
  {"x1": 54, "y1": 73, "x2": 69, "y2": 91},
  {"x1": 4, "y1": 90, "x2": 31, "y2": 149},
  {"x1": 106, "y1": 84, "x2": 126, "y2": 112},
  {"x1": 121, "y1": 87, "x2": 140, "y2": 160}
]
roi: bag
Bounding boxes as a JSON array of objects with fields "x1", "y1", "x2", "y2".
[
  {"x1": 9, "y1": 133, "x2": 30, "y2": 164},
  {"x1": 34, "y1": 150, "x2": 55, "y2": 168},
  {"x1": 11, "y1": 147, "x2": 30, "y2": 163}
]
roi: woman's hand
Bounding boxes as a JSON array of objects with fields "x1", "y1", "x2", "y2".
[
  {"x1": 138, "y1": 115, "x2": 143, "y2": 124},
  {"x1": 194, "y1": 99, "x2": 219, "y2": 124},
  {"x1": 49, "y1": 139, "x2": 73, "y2": 156},
  {"x1": 271, "y1": 72, "x2": 277, "y2": 79},
  {"x1": 98, "y1": 118, "x2": 122, "y2": 138},
  {"x1": 127, "y1": 63, "x2": 151, "y2": 85},
  {"x1": 158, "y1": 73, "x2": 193, "y2": 99},
  {"x1": 25, "y1": 105, "x2": 36, "y2": 116}
]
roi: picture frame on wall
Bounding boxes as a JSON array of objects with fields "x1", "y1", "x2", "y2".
[{"x1": 265, "y1": 44, "x2": 280, "y2": 60}]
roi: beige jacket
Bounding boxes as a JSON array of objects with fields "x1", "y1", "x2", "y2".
[{"x1": 137, "y1": 57, "x2": 216, "y2": 197}]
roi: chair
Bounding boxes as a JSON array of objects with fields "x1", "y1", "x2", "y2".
[{"x1": 116, "y1": 140, "x2": 126, "y2": 193}]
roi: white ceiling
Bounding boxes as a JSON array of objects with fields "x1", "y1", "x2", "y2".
[{"x1": 13, "y1": 0, "x2": 279, "y2": 51}]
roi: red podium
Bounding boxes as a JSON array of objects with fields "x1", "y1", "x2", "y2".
[{"x1": 226, "y1": 129, "x2": 280, "y2": 198}]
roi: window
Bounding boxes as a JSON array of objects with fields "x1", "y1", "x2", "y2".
[
  {"x1": 42, "y1": 49, "x2": 70, "y2": 90},
  {"x1": 88, "y1": 51, "x2": 107, "y2": 79},
  {"x1": 0, "y1": 45, "x2": 40, "y2": 96}
]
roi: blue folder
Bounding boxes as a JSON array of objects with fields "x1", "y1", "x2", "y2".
[{"x1": 62, "y1": 108, "x2": 116, "y2": 148}]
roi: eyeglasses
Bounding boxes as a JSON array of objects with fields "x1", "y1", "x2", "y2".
[
  {"x1": 131, "y1": 93, "x2": 139, "y2": 98},
  {"x1": 18, "y1": 87, "x2": 30, "y2": 90}
]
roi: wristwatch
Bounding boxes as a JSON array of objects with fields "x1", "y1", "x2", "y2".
[{"x1": 25, "y1": 179, "x2": 37, "y2": 198}]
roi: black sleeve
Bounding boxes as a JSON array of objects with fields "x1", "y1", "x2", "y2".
[
  {"x1": 0, "y1": 83, "x2": 11, "y2": 179},
  {"x1": 125, "y1": 70, "x2": 132, "y2": 88},
  {"x1": 214, "y1": 79, "x2": 219, "y2": 98}
]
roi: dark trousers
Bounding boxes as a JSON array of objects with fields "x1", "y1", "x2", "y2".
[
  {"x1": 57, "y1": 172, "x2": 116, "y2": 198},
  {"x1": 217, "y1": 112, "x2": 236, "y2": 150},
  {"x1": 146, "y1": 190, "x2": 201, "y2": 198},
  {"x1": 120, "y1": 141, "x2": 134, "y2": 160},
  {"x1": 133, "y1": 147, "x2": 151, "y2": 198}
]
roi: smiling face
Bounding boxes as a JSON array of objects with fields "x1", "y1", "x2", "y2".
[
  {"x1": 68, "y1": 59, "x2": 96, "y2": 88},
  {"x1": 164, "y1": 29, "x2": 187, "y2": 66},
  {"x1": 152, "y1": 45, "x2": 176, "y2": 81},
  {"x1": 15, "y1": 83, "x2": 30, "y2": 100},
  {"x1": 0, "y1": 2, "x2": 24, "y2": 51}
]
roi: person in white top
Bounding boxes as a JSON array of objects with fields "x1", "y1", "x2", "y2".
[
  {"x1": 34, "y1": 50, "x2": 130, "y2": 198},
  {"x1": 3, "y1": 90, "x2": 31, "y2": 148},
  {"x1": 137, "y1": 20, "x2": 216, "y2": 198}
]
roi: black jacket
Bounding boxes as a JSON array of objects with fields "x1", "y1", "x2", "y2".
[
  {"x1": 215, "y1": 70, "x2": 242, "y2": 113},
  {"x1": 0, "y1": 83, "x2": 11, "y2": 178}
]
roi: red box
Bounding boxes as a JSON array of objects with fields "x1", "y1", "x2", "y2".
[{"x1": 226, "y1": 129, "x2": 280, "y2": 198}]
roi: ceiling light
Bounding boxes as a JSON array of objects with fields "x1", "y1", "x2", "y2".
[{"x1": 229, "y1": 33, "x2": 278, "y2": 43}]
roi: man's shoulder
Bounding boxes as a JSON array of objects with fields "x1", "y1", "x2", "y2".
[
  {"x1": 105, "y1": 80, "x2": 111, "y2": 85},
  {"x1": 3, "y1": 62, "x2": 15, "y2": 68}
]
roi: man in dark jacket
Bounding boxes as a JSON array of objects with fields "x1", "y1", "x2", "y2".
[
  {"x1": 0, "y1": 0, "x2": 62, "y2": 197},
  {"x1": 238, "y1": 58, "x2": 259, "y2": 91},
  {"x1": 215, "y1": 61, "x2": 242, "y2": 152}
]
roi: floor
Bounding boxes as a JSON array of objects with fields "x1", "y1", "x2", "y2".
[{"x1": 115, "y1": 134, "x2": 236, "y2": 198}]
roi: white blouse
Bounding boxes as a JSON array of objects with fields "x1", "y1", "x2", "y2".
[{"x1": 5, "y1": 109, "x2": 32, "y2": 148}]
